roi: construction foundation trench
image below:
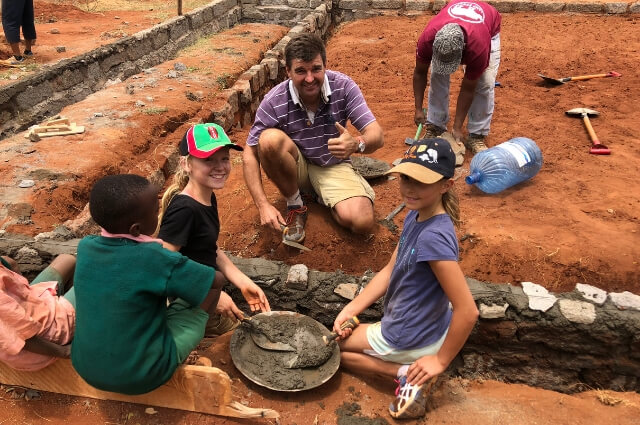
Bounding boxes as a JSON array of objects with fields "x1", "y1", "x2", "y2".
[{"x1": 0, "y1": 0, "x2": 639, "y2": 397}]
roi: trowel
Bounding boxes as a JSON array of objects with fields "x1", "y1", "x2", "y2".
[
  {"x1": 240, "y1": 316, "x2": 296, "y2": 352},
  {"x1": 280, "y1": 224, "x2": 311, "y2": 252}
]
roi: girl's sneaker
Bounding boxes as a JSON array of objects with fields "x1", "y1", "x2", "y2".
[
  {"x1": 388, "y1": 375, "x2": 438, "y2": 419},
  {"x1": 23, "y1": 50, "x2": 34, "y2": 57}
]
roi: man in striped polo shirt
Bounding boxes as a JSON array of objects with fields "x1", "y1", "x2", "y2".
[{"x1": 243, "y1": 33, "x2": 384, "y2": 244}]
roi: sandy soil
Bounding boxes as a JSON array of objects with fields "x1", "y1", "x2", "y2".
[{"x1": 1, "y1": 1, "x2": 639, "y2": 424}]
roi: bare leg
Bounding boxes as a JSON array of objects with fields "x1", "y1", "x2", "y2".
[
  {"x1": 48, "y1": 254, "x2": 76, "y2": 285},
  {"x1": 257, "y1": 129, "x2": 300, "y2": 198},
  {"x1": 199, "y1": 271, "x2": 225, "y2": 314},
  {"x1": 24, "y1": 39, "x2": 34, "y2": 52},
  {"x1": 9, "y1": 42, "x2": 21, "y2": 58},
  {"x1": 1, "y1": 256, "x2": 21, "y2": 274},
  {"x1": 339, "y1": 325, "x2": 402, "y2": 379},
  {"x1": 332, "y1": 196, "x2": 375, "y2": 234}
]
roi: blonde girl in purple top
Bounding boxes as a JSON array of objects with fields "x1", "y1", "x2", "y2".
[{"x1": 332, "y1": 138, "x2": 478, "y2": 419}]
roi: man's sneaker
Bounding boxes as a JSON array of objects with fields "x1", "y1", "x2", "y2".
[
  {"x1": 204, "y1": 313, "x2": 240, "y2": 337},
  {"x1": 388, "y1": 375, "x2": 438, "y2": 419},
  {"x1": 465, "y1": 133, "x2": 489, "y2": 155},
  {"x1": 23, "y1": 50, "x2": 33, "y2": 57},
  {"x1": 423, "y1": 124, "x2": 446, "y2": 139},
  {"x1": 283, "y1": 205, "x2": 307, "y2": 243}
]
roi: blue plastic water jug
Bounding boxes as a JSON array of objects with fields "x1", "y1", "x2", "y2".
[{"x1": 465, "y1": 137, "x2": 543, "y2": 194}]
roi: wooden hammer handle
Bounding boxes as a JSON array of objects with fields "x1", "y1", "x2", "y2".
[
  {"x1": 323, "y1": 316, "x2": 360, "y2": 345},
  {"x1": 582, "y1": 115, "x2": 601, "y2": 144}
]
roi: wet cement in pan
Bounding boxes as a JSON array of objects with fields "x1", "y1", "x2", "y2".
[{"x1": 230, "y1": 314, "x2": 339, "y2": 391}]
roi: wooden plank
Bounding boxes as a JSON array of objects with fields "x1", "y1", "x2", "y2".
[
  {"x1": 44, "y1": 118, "x2": 71, "y2": 126},
  {"x1": 0, "y1": 359, "x2": 278, "y2": 419},
  {"x1": 32, "y1": 125, "x2": 73, "y2": 133},
  {"x1": 24, "y1": 126, "x2": 85, "y2": 139}
]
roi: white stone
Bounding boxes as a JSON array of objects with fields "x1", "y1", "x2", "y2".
[
  {"x1": 334, "y1": 283, "x2": 358, "y2": 300},
  {"x1": 521, "y1": 281, "x2": 557, "y2": 312},
  {"x1": 479, "y1": 303, "x2": 509, "y2": 319},
  {"x1": 576, "y1": 283, "x2": 607, "y2": 305},
  {"x1": 609, "y1": 291, "x2": 640, "y2": 311},
  {"x1": 18, "y1": 179, "x2": 35, "y2": 188},
  {"x1": 286, "y1": 264, "x2": 308, "y2": 290},
  {"x1": 558, "y1": 299, "x2": 596, "y2": 324}
]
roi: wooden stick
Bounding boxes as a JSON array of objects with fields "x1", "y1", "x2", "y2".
[{"x1": 0, "y1": 359, "x2": 278, "y2": 419}]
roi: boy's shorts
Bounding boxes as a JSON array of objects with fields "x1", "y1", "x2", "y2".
[
  {"x1": 30, "y1": 264, "x2": 76, "y2": 307},
  {"x1": 167, "y1": 299, "x2": 209, "y2": 364},
  {"x1": 365, "y1": 322, "x2": 448, "y2": 365},
  {"x1": 296, "y1": 146, "x2": 375, "y2": 208}
]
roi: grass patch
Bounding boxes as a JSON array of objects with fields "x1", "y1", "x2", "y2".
[
  {"x1": 216, "y1": 73, "x2": 232, "y2": 90},
  {"x1": 211, "y1": 47, "x2": 244, "y2": 56},
  {"x1": 142, "y1": 106, "x2": 169, "y2": 115}
]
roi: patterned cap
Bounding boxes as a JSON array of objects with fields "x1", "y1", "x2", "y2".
[
  {"x1": 432, "y1": 23, "x2": 465, "y2": 75},
  {"x1": 384, "y1": 138, "x2": 456, "y2": 183},
  {"x1": 179, "y1": 123, "x2": 242, "y2": 158}
]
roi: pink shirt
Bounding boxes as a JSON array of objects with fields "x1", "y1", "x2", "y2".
[
  {"x1": 0, "y1": 266, "x2": 75, "y2": 371},
  {"x1": 416, "y1": 0, "x2": 501, "y2": 80}
]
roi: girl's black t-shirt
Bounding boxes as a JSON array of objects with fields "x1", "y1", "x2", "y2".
[{"x1": 158, "y1": 193, "x2": 219, "y2": 269}]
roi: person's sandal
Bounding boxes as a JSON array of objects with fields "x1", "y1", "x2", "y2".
[{"x1": 283, "y1": 205, "x2": 308, "y2": 243}]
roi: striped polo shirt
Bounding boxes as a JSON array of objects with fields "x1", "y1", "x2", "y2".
[{"x1": 247, "y1": 70, "x2": 376, "y2": 167}]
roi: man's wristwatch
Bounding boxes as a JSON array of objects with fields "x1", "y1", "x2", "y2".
[{"x1": 356, "y1": 136, "x2": 366, "y2": 153}]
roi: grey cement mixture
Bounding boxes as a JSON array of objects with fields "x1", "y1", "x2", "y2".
[
  {"x1": 336, "y1": 402, "x2": 390, "y2": 425},
  {"x1": 351, "y1": 157, "x2": 391, "y2": 180},
  {"x1": 230, "y1": 314, "x2": 339, "y2": 391}
]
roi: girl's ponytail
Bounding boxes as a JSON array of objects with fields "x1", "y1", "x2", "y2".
[
  {"x1": 157, "y1": 158, "x2": 190, "y2": 233},
  {"x1": 443, "y1": 186, "x2": 461, "y2": 228}
]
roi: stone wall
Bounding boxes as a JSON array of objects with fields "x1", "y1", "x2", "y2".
[
  {"x1": 238, "y1": 0, "x2": 640, "y2": 26},
  {"x1": 0, "y1": 0, "x2": 242, "y2": 139},
  {"x1": 2, "y1": 234, "x2": 638, "y2": 393},
  {"x1": 241, "y1": 0, "x2": 329, "y2": 24}
]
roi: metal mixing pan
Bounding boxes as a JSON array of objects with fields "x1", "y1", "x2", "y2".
[{"x1": 229, "y1": 311, "x2": 340, "y2": 392}]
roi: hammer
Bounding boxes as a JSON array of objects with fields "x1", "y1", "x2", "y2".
[{"x1": 565, "y1": 108, "x2": 611, "y2": 155}]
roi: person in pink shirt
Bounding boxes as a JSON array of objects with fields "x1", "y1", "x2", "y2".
[
  {"x1": 413, "y1": 0, "x2": 501, "y2": 154},
  {"x1": 0, "y1": 254, "x2": 76, "y2": 371}
]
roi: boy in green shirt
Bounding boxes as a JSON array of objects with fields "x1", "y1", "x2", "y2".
[{"x1": 71, "y1": 174, "x2": 223, "y2": 395}]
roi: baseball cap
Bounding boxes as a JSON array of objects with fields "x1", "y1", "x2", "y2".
[
  {"x1": 385, "y1": 138, "x2": 455, "y2": 183},
  {"x1": 179, "y1": 123, "x2": 242, "y2": 158},
  {"x1": 432, "y1": 23, "x2": 465, "y2": 75}
]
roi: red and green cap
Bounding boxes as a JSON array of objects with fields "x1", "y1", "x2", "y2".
[{"x1": 179, "y1": 123, "x2": 242, "y2": 158}]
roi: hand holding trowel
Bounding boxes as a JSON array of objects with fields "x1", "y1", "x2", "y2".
[{"x1": 280, "y1": 223, "x2": 311, "y2": 251}]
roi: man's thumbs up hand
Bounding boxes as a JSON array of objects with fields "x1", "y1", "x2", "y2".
[
  {"x1": 328, "y1": 122, "x2": 357, "y2": 159},
  {"x1": 335, "y1": 122, "x2": 347, "y2": 134}
]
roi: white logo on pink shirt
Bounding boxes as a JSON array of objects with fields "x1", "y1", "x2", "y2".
[{"x1": 448, "y1": 2, "x2": 485, "y2": 24}]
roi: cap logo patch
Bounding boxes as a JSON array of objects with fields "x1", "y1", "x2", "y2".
[
  {"x1": 448, "y1": 2, "x2": 485, "y2": 24},
  {"x1": 208, "y1": 126, "x2": 219, "y2": 139},
  {"x1": 419, "y1": 149, "x2": 439, "y2": 164}
]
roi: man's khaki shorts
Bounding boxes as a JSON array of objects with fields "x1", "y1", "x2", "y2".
[{"x1": 295, "y1": 146, "x2": 375, "y2": 208}]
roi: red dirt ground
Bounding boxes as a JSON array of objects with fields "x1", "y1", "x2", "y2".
[{"x1": 1, "y1": 1, "x2": 639, "y2": 424}]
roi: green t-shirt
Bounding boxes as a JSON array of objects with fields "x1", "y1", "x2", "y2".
[{"x1": 71, "y1": 236, "x2": 214, "y2": 395}]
